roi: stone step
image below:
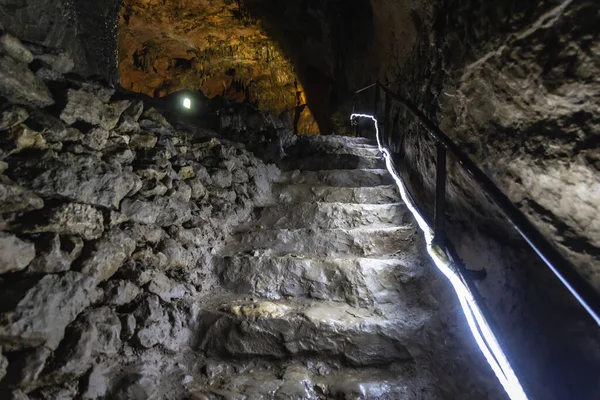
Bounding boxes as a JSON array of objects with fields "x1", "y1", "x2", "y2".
[
  {"x1": 295, "y1": 134, "x2": 375, "y2": 146},
  {"x1": 274, "y1": 184, "x2": 400, "y2": 204},
  {"x1": 213, "y1": 256, "x2": 422, "y2": 307},
  {"x1": 285, "y1": 138, "x2": 381, "y2": 158},
  {"x1": 196, "y1": 296, "x2": 428, "y2": 367},
  {"x1": 248, "y1": 202, "x2": 410, "y2": 230},
  {"x1": 218, "y1": 226, "x2": 416, "y2": 258},
  {"x1": 187, "y1": 361, "x2": 429, "y2": 400},
  {"x1": 277, "y1": 169, "x2": 393, "y2": 187},
  {"x1": 280, "y1": 154, "x2": 384, "y2": 171}
]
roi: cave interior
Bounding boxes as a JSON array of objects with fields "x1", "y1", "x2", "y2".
[{"x1": 0, "y1": 0, "x2": 599, "y2": 399}]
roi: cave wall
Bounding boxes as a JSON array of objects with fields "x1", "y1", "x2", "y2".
[
  {"x1": 117, "y1": 0, "x2": 319, "y2": 135},
  {"x1": 0, "y1": 0, "x2": 121, "y2": 81},
  {"x1": 375, "y1": 1, "x2": 600, "y2": 399}
]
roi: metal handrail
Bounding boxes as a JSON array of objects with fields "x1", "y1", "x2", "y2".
[{"x1": 353, "y1": 81, "x2": 600, "y2": 326}]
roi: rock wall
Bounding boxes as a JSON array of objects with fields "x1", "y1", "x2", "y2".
[
  {"x1": 374, "y1": 1, "x2": 600, "y2": 399},
  {"x1": 0, "y1": 0, "x2": 121, "y2": 82},
  {"x1": 0, "y1": 32, "x2": 278, "y2": 398}
]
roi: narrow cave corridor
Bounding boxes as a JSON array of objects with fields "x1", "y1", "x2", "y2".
[{"x1": 0, "y1": 1, "x2": 599, "y2": 399}]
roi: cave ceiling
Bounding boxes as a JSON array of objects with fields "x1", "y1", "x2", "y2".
[{"x1": 118, "y1": 0, "x2": 319, "y2": 133}]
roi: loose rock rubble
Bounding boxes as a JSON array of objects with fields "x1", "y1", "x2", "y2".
[
  {"x1": 0, "y1": 32, "x2": 279, "y2": 399},
  {"x1": 0, "y1": 32, "x2": 501, "y2": 399}
]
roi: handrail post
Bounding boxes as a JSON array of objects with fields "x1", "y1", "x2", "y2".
[
  {"x1": 374, "y1": 83, "x2": 380, "y2": 119},
  {"x1": 434, "y1": 143, "x2": 447, "y2": 247},
  {"x1": 384, "y1": 92, "x2": 391, "y2": 149}
]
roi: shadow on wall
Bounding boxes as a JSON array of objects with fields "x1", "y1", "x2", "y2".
[{"x1": 243, "y1": 0, "x2": 376, "y2": 135}]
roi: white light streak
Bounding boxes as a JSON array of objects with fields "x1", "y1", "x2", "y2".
[
  {"x1": 351, "y1": 113, "x2": 528, "y2": 400},
  {"x1": 183, "y1": 98, "x2": 191, "y2": 109}
]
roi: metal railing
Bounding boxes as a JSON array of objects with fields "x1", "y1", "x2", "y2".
[{"x1": 353, "y1": 81, "x2": 600, "y2": 326}]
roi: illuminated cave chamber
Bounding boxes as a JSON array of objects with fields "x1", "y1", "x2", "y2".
[{"x1": 118, "y1": 0, "x2": 319, "y2": 134}]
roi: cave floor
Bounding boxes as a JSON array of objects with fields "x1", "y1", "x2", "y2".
[{"x1": 188, "y1": 136, "x2": 437, "y2": 399}]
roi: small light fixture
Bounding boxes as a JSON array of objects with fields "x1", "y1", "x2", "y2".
[{"x1": 183, "y1": 98, "x2": 191, "y2": 109}]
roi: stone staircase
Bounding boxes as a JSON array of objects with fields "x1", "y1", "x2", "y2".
[{"x1": 190, "y1": 136, "x2": 437, "y2": 399}]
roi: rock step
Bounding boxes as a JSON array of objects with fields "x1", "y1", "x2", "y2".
[
  {"x1": 219, "y1": 226, "x2": 416, "y2": 258},
  {"x1": 296, "y1": 135, "x2": 375, "y2": 146},
  {"x1": 280, "y1": 154, "x2": 384, "y2": 171},
  {"x1": 247, "y1": 202, "x2": 410, "y2": 230},
  {"x1": 277, "y1": 169, "x2": 393, "y2": 187},
  {"x1": 196, "y1": 297, "x2": 427, "y2": 366},
  {"x1": 285, "y1": 139, "x2": 381, "y2": 158},
  {"x1": 274, "y1": 184, "x2": 400, "y2": 204},
  {"x1": 187, "y1": 361, "x2": 427, "y2": 400},
  {"x1": 214, "y1": 255, "x2": 422, "y2": 307}
]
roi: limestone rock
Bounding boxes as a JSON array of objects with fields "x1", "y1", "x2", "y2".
[
  {"x1": 60, "y1": 89, "x2": 129, "y2": 130},
  {"x1": 27, "y1": 44, "x2": 74, "y2": 75},
  {"x1": 0, "y1": 232, "x2": 35, "y2": 274},
  {"x1": 7, "y1": 390, "x2": 29, "y2": 400},
  {"x1": 225, "y1": 301, "x2": 290, "y2": 319},
  {"x1": 159, "y1": 238, "x2": 193, "y2": 270},
  {"x1": 80, "y1": 230, "x2": 136, "y2": 284},
  {"x1": 1, "y1": 351, "x2": 7, "y2": 382},
  {"x1": 125, "y1": 224, "x2": 165, "y2": 244},
  {"x1": 120, "y1": 314, "x2": 137, "y2": 341},
  {"x1": 5, "y1": 346, "x2": 52, "y2": 389},
  {"x1": 45, "y1": 307, "x2": 121, "y2": 384},
  {"x1": 120, "y1": 198, "x2": 160, "y2": 225},
  {"x1": 0, "y1": 106, "x2": 29, "y2": 131},
  {"x1": 147, "y1": 272, "x2": 193, "y2": 302},
  {"x1": 130, "y1": 133, "x2": 157, "y2": 149},
  {"x1": 0, "y1": 55, "x2": 54, "y2": 108},
  {"x1": 12, "y1": 153, "x2": 140, "y2": 209},
  {"x1": 85, "y1": 127, "x2": 110, "y2": 151},
  {"x1": 154, "y1": 196, "x2": 192, "y2": 227},
  {"x1": 210, "y1": 169, "x2": 232, "y2": 189},
  {"x1": 0, "y1": 34, "x2": 33, "y2": 64},
  {"x1": 134, "y1": 295, "x2": 171, "y2": 348},
  {"x1": 0, "y1": 272, "x2": 100, "y2": 350},
  {"x1": 26, "y1": 234, "x2": 71, "y2": 275},
  {"x1": 1, "y1": 125, "x2": 47, "y2": 155},
  {"x1": 61, "y1": 236, "x2": 84, "y2": 262},
  {"x1": 0, "y1": 182, "x2": 44, "y2": 213},
  {"x1": 103, "y1": 280, "x2": 141, "y2": 306},
  {"x1": 21, "y1": 203, "x2": 104, "y2": 240}
]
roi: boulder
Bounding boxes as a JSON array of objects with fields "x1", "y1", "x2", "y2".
[
  {"x1": 11, "y1": 152, "x2": 140, "y2": 209},
  {"x1": 44, "y1": 307, "x2": 121, "y2": 384},
  {"x1": 80, "y1": 230, "x2": 136, "y2": 285},
  {"x1": 20, "y1": 203, "x2": 104, "y2": 240},
  {"x1": 0, "y1": 55, "x2": 54, "y2": 108},
  {"x1": 0, "y1": 34, "x2": 33, "y2": 64},
  {"x1": 159, "y1": 238, "x2": 193, "y2": 270},
  {"x1": 103, "y1": 280, "x2": 141, "y2": 306},
  {"x1": 85, "y1": 127, "x2": 109, "y2": 151},
  {"x1": 130, "y1": 133, "x2": 157, "y2": 149},
  {"x1": 0, "y1": 232, "x2": 35, "y2": 274},
  {"x1": 1, "y1": 125, "x2": 47, "y2": 156},
  {"x1": 4, "y1": 346, "x2": 52, "y2": 389},
  {"x1": 120, "y1": 198, "x2": 160, "y2": 225},
  {"x1": 0, "y1": 106, "x2": 28, "y2": 131},
  {"x1": 26, "y1": 234, "x2": 71, "y2": 275},
  {"x1": 0, "y1": 272, "x2": 100, "y2": 350},
  {"x1": 60, "y1": 89, "x2": 129, "y2": 130},
  {"x1": 0, "y1": 183, "x2": 44, "y2": 214},
  {"x1": 147, "y1": 272, "x2": 193, "y2": 302}
]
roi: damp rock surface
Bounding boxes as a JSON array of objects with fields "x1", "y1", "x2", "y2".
[{"x1": 0, "y1": 32, "x2": 503, "y2": 400}]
